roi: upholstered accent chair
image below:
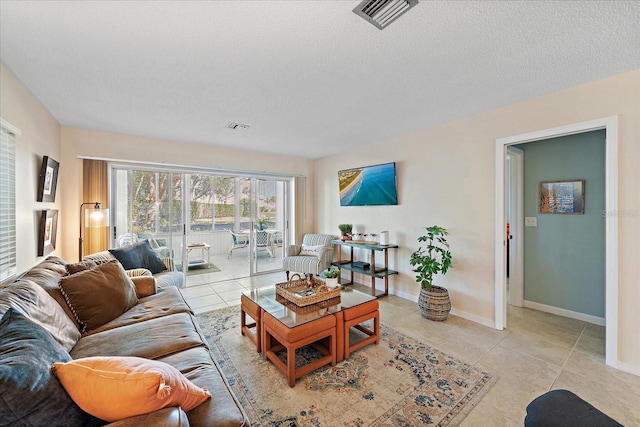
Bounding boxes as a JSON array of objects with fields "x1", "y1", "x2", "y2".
[{"x1": 282, "y1": 234, "x2": 336, "y2": 280}]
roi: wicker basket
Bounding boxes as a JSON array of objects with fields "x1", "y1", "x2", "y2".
[
  {"x1": 418, "y1": 286, "x2": 451, "y2": 321},
  {"x1": 275, "y1": 294, "x2": 341, "y2": 313},
  {"x1": 276, "y1": 275, "x2": 341, "y2": 307}
]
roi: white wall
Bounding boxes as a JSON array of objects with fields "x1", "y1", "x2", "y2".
[
  {"x1": 315, "y1": 69, "x2": 640, "y2": 371},
  {"x1": 0, "y1": 63, "x2": 62, "y2": 275},
  {"x1": 59, "y1": 127, "x2": 316, "y2": 262}
]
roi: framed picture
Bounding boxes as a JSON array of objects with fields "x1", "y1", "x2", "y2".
[
  {"x1": 37, "y1": 156, "x2": 59, "y2": 202},
  {"x1": 539, "y1": 180, "x2": 585, "y2": 214},
  {"x1": 38, "y1": 209, "x2": 58, "y2": 256}
]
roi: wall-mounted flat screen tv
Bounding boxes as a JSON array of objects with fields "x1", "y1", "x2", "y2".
[{"x1": 338, "y1": 162, "x2": 398, "y2": 206}]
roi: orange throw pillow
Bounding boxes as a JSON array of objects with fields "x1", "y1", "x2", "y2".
[{"x1": 52, "y1": 356, "x2": 211, "y2": 422}]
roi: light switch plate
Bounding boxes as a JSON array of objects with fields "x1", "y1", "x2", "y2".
[{"x1": 525, "y1": 217, "x2": 537, "y2": 227}]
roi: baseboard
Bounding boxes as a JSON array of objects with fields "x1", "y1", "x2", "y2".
[
  {"x1": 450, "y1": 308, "x2": 495, "y2": 328},
  {"x1": 391, "y1": 289, "x2": 495, "y2": 328},
  {"x1": 393, "y1": 289, "x2": 417, "y2": 302},
  {"x1": 523, "y1": 300, "x2": 605, "y2": 326},
  {"x1": 616, "y1": 361, "x2": 640, "y2": 377}
]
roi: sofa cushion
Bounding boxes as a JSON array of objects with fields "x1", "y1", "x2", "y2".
[
  {"x1": 85, "y1": 286, "x2": 193, "y2": 335},
  {"x1": 154, "y1": 270, "x2": 184, "y2": 289},
  {"x1": 16, "y1": 256, "x2": 81, "y2": 330},
  {"x1": 158, "y1": 346, "x2": 248, "y2": 427},
  {"x1": 0, "y1": 309, "x2": 91, "y2": 427},
  {"x1": 52, "y1": 356, "x2": 211, "y2": 422},
  {"x1": 58, "y1": 260, "x2": 138, "y2": 333},
  {"x1": 0, "y1": 279, "x2": 80, "y2": 351},
  {"x1": 65, "y1": 259, "x2": 98, "y2": 275},
  {"x1": 71, "y1": 312, "x2": 205, "y2": 360},
  {"x1": 109, "y1": 240, "x2": 167, "y2": 274}
]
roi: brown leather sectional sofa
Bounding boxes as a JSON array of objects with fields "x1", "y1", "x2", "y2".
[{"x1": 0, "y1": 256, "x2": 248, "y2": 427}]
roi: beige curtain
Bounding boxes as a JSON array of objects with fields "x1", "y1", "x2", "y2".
[{"x1": 82, "y1": 159, "x2": 109, "y2": 257}]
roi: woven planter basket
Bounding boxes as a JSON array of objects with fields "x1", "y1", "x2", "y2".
[{"x1": 418, "y1": 286, "x2": 451, "y2": 321}]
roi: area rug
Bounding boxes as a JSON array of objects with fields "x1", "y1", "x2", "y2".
[
  {"x1": 177, "y1": 262, "x2": 221, "y2": 275},
  {"x1": 196, "y1": 306, "x2": 496, "y2": 427}
]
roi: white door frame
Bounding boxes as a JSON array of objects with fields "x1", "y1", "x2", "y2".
[
  {"x1": 494, "y1": 116, "x2": 618, "y2": 368},
  {"x1": 506, "y1": 146, "x2": 524, "y2": 307}
]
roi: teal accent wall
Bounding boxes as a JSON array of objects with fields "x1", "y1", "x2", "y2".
[{"x1": 515, "y1": 130, "x2": 605, "y2": 317}]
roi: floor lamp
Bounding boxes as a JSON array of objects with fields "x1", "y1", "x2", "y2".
[{"x1": 79, "y1": 202, "x2": 109, "y2": 260}]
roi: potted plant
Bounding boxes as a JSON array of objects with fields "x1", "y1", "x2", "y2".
[
  {"x1": 338, "y1": 224, "x2": 353, "y2": 240},
  {"x1": 321, "y1": 266, "x2": 340, "y2": 289},
  {"x1": 257, "y1": 217, "x2": 268, "y2": 230},
  {"x1": 409, "y1": 225, "x2": 453, "y2": 321}
]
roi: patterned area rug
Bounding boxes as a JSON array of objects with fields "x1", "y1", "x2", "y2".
[{"x1": 196, "y1": 306, "x2": 496, "y2": 427}]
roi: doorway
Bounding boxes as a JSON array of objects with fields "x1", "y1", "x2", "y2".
[
  {"x1": 494, "y1": 116, "x2": 619, "y2": 368},
  {"x1": 506, "y1": 146, "x2": 523, "y2": 307}
]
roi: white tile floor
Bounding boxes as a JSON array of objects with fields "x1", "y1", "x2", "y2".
[
  {"x1": 180, "y1": 253, "x2": 285, "y2": 314},
  {"x1": 179, "y1": 258, "x2": 640, "y2": 426}
]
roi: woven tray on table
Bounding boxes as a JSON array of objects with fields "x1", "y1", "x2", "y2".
[
  {"x1": 276, "y1": 275, "x2": 341, "y2": 307},
  {"x1": 275, "y1": 294, "x2": 342, "y2": 313}
]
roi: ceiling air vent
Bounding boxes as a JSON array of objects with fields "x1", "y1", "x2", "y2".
[
  {"x1": 353, "y1": 0, "x2": 418, "y2": 30},
  {"x1": 226, "y1": 122, "x2": 250, "y2": 130}
]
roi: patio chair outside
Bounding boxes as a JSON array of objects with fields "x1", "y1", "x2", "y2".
[
  {"x1": 228, "y1": 229, "x2": 250, "y2": 258},
  {"x1": 255, "y1": 230, "x2": 275, "y2": 259}
]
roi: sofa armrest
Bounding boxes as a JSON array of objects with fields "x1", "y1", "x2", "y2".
[
  {"x1": 285, "y1": 244, "x2": 301, "y2": 257},
  {"x1": 125, "y1": 268, "x2": 153, "y2": 278},
  {"x1": 319, "y1": 246, "x2": 334, "y2": 268},
  {"x1": 106, "y1": 407, "x2": 189, "y2": 427},
  {"x1": 130, "y1": 275, "x2": 157, "y2": 298}
]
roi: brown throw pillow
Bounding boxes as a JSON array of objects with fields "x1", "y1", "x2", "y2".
[
  {"x1": 58, "y1": 260, "x2": 138, "y2": 333},
  {"x1": 65, "y1": 260, "x2": 98, "y2": 276}
]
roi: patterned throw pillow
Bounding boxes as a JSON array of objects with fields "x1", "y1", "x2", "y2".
[{"x1": 299, "y1": 244, "x2": 324, "y2": 257}]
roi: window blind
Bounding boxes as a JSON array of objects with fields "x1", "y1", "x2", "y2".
[{"x1": 0, "y1": 127, "x2": 16, "y2": 281}]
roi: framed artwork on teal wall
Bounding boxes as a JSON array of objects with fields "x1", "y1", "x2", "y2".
[{"x1": 538, "y1": 180, "x2": 585, "y2": 214}]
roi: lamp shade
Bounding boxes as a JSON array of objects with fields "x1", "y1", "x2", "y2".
[{"x1": 84, "y1": 207, "x2": 109, "y2": 227}]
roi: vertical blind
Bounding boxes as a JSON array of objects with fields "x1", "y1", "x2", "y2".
[{"x1": 0, "y1": 127, "x2": 16, "y2": 281}]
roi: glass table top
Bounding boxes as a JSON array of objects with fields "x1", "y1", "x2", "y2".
[{"x1": 242, "y1": 285, "x2": 376, "y2": 328}]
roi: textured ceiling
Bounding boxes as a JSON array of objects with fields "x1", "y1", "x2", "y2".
[{"x1": 1, "y1": 1, "x2": 639, "y2": 159}]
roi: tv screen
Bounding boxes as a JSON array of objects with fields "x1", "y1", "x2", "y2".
[{"x1": 338, "y1": 162, "x2": 398, "y2": 206}]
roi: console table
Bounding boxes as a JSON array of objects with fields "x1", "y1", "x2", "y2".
[{"x1": 331, "y1": 240, "x2": 398, "y2": 297}]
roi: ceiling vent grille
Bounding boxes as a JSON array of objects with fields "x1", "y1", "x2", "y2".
[
  {"x1": 353, "y1": 0, "x2": 419, "y2": 30},
  {"x1": 226, "y1": 122, "x2": 250, "y2": 130}
]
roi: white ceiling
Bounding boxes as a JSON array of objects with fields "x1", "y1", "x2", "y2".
[{"x1": 1, "y1": 1, "x2": 639, "y2": 159}]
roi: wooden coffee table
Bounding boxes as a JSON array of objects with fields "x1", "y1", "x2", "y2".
[{"x1": 240, "y1": 285, "x2": 380, "y2": 386}]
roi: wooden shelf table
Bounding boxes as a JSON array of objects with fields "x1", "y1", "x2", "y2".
[{"x1": 331, "y1": 240, "x2": 398, "y2": 297}]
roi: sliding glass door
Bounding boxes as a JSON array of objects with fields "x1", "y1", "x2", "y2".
[
  {"x1": 251, "y1": 178, "x2": 287, "y2": 275},
  {"x1": 113, "y1": 169, "x2": 186, "y2": 272},
  {"x1": 111, "y1": 165, "x2": 290, "y2": 281}
]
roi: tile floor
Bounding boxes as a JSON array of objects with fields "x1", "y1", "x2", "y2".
[{"x1": 180, "y1": 260, "x2": 640, "y2": 426}]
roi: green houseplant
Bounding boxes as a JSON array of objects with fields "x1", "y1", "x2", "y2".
[
  {"x1": 338, "y1": 224, "x2": 353, "y2": 240},
  {"x1": 409, "y1": 225, "x2": 453, "y2": 321},
  {"x1": 321, "y1": 266, "x2": 340, "y2": 289}
]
